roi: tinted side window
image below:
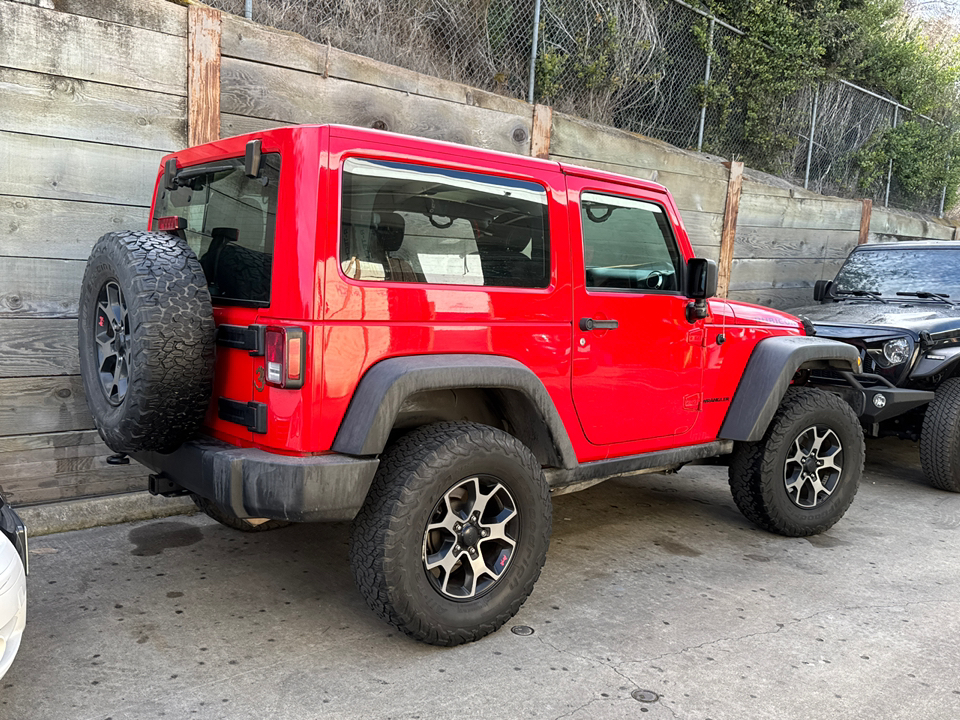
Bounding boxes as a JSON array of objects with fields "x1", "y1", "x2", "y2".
[
  {"x1": 340, "y1": 158, "x2": 549, "y2": 288},
  {"x1": 580, "y1": 192, "x2": 682, "y2": 292},
  {"x1": 153, "y1": 154, "x2": 281, "y2": 305}
]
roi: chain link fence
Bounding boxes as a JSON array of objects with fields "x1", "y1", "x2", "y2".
[{"x1": 207, "y1": 0, "x2": 957, "y2": 218}]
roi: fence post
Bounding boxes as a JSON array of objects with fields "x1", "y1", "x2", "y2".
[
  {"x1": 527, "y1": 0, "x2": 543, "y2": 104},
  {"x1": 940, "y1": 156, "x2": 951, "y2": 219},
  {"x1": 884, "y1": 105, "x2": 899, "y2": 207},
  {"x1": 188, "y1": 6, "x2": 222, "y2": 147},
  {"x1": 858, "y1": 199, "x2": 872, "y2": 245},
  {"x1": 803, "y1": 85, "x2": 819, "y2": 190},
  {"x1": 717, "y1": 161, "x2": 744, "y2": 299},
  {"x1": 530, "y1": 104, "x2": 552, "y2": 159},
  {"x1": 244, "y1": 0, "x2": 252, "y2": 20},
  {"x1": 696, "y1": 17, "x2": 714, "y2": 153}
]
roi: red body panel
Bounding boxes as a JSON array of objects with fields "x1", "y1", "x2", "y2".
[{"x1": 150, "y1": 124, "x2": 802, "y2": 463}]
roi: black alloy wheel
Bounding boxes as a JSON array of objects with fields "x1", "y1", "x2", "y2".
[{"x1": 94, "y1": 280, "x2": 132, "y2": 405}]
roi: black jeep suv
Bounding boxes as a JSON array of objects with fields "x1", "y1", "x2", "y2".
[{"x1": 792, "y1": 241, "x2": 960, "y2": 492}]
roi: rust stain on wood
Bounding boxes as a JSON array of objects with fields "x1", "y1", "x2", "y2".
[
  {"x1": 188, "y1": 5, "x2": 221, "y2": 146},
  {"x1": 530, "y1": 104, "x2": 552, "y2": 159},
  {"x1": 717, "y1": 161, "x2": 744, "y2": 298},
  {"x1": 858, "y1": 198, "x2": 872, "y2": 245}
]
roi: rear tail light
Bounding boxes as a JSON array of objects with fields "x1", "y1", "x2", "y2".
[
  {"x1": 264, "y1": 326, "x2": 306, "y2": 389},
  {"x1": 155, "y1": 216, "x2": 187, "y2": 232}
]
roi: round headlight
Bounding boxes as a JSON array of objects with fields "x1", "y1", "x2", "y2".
[{"x1": 883, "y1": 337, "x2": 910, "y2": 365}]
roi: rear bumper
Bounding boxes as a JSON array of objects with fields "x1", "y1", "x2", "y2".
[{"x1": 132, "y1": 438, "x2": 380, "y2": 522}]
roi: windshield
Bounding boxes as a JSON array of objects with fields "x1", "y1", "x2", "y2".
[
  {"x1": 152, "y1": 154, "x2": 281, "y2": 306},
  {"x1": 833, "y1": 247, "x2": 960, "y2": 299}
]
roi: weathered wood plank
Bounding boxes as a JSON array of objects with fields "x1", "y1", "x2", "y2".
[
  {"x1": 10, "y1": 0, "x2": 187, "y2": 36},
  {"x1": 0, "y1": 131, "x2": 162, "y2": 205},
  {"x1": 0, "y1": 376, "x2": 92, "y2": 436},
  {"x1": 550, "y1": 112, "x2": 730, "y2": 183},
  {"x1": 0, "y1": 257, "x2": 83, "y2": 318},
  {"x1": 220, "y1": 58, "x2": 532, "y2": 155},
  {"x1": 221, "y1": 16, "x2": 532, "y2": 116},
  {"x1": 188, "y1": 5, "x2": 222, "y2": 147},
  {"x1": 734, "y1": 227, "x2": 860, "y2": 260},
  {"x1": 3, "y1": 472, "x2": 148, "y2": 506},
  {"x1": 0, "y1": 429, "x2": 105, "y2": 454},
  {"x1": 0, "y1": 196, "x2": 148, "y2": 260},
  {"x1": 0, "y1": 67, "x2": 186, "y2": 151},
  {"x1": 737, "y1": 191, "x2": 863, "y2": 231},
  {"x1": 0, "y1": 2, "x2": 187, "y2": 96},
  {"x1": 0, "y1": 319, "x2": 78, "y2": 376},
  {"x1": 222, "y1": 14, "x2": 332, "y2": 75},
  {"x1": 728, "y1": 287, "x2": 814, "y2": 311},
  {"x1": 717, "y1": 161, "x2": 744, "y2": 299},
  {"x1": 531, "y1": 104, "x2": 552, "y2": 159},
  {"x1": 220, "y1": 113, "x2": 288, "y2": 139},
  {"x1": 678, "y1": 211, "x2": 724, "y2": 249},
  {"x1": 869, "y1": 206, "x2": 955, "y2": 241},
  {"x1": 0, "y1": 446, "x2": 142, "y2": 482},
  {"x1": 729, "y1": 258, "x2": 830, "y2": 289},
  {"x1": 691, "y1": 243, "x2": 721, "y2": 262}
]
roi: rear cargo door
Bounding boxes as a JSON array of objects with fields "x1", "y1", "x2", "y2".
[{"x1": 152, "y1": 153, "x2": 282, "y2": 444}]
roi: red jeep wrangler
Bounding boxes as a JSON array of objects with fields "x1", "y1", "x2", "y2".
[{"x1": 79, "y1": 125, "x2": 884, "y2": 645}]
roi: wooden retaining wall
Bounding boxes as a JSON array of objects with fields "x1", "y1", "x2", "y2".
[{"x1": 0, "y1": 0, "x2": 956, "y2": 505}]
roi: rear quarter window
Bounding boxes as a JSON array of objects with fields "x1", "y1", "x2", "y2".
[{"x1": 340, "y1": 158, "x2": 550, "y2": 289}]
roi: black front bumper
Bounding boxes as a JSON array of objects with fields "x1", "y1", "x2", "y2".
[
  {"x1": 822, "y1": 371, "x2": 935, "y2": 424},
  {"x1": 133, "y1": 438, "x2": 380, "y2": 523}
]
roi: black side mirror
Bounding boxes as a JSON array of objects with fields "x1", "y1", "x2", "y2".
[
  {"x1": 813, "y1": 280, "x2": 833, "y2": 302},
  {"x1": 688, "y1": 258, "x2": 718, "y2": 300},
  {"x1": 686, "y1": 258, "x2": 718, "y2": 322}
]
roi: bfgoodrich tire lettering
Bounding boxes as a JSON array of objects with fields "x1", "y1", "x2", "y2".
[
  {"x1": 728, "y1": 387, "x2": 864, "y2": 537},
  {"x1": 349, "y1": 422, "x2": 551, "y2": 646},
  {"x1": 78, "y1": 231, "x2": 215, "y2": 454}
]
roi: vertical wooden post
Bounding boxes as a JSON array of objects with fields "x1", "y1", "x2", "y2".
[
  {"x1": 858, "y1": 199, "x2": 872, "y2": 245},
  {"x1": 188, "y1": 6, "x2": 222, "y2": 147},
  {"x1": 530, "y1": 104, "x2": 552, "y2": 159},
  {"x1": 717, "y1": 161, "x2": 744, "y2": 299}
]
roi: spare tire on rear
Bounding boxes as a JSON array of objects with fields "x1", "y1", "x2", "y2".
[{"x1": 78, "y1": 230, "x2": 215, "y2": 454}]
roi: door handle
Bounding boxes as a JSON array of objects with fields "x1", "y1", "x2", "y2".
[{"x1": 579, "y1": 318, "x2": 619, "y2": 331}]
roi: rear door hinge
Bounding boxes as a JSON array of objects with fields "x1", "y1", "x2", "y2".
[
  {"x1": 216, "y1": 324, "x2": 265, "y2": 356},
  {"x1": 218, "y1": 398, "x2": 267, "y2": 434}
]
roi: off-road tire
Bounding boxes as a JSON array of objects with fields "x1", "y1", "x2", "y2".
[
  {"x1": 919, "y1": 377, "x2": 960, "y2": 492},
  {"x1": 191, "y1": 494, "x2": 292, "y2": 532},
  {"x1": 349, "y1": 422, "x2": 551, "y2": 646},
  {"x1": 729, "y1": 387, "x2": 864, "y2": 537},
  {"x1": 78, "y1": 231, "x2": 215, "y2": 454}
]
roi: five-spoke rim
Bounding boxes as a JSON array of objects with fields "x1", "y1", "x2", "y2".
[
  {"x1": 784, "y1": 424, "x2": 844, "y2": 508},
  {"x1": 422, "y1": 475, "x2": 520, "y2": 601},
  {"x1": 94, "y1": 280, "x2": 131, "y2": 406}
]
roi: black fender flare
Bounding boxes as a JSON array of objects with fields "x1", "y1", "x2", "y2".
[
  {"x1": 331, "y1": 354, "x2": 578, "y2": 468},
  {"x1": 719, "y1": 335, "x2": 861, "y2": 442}
]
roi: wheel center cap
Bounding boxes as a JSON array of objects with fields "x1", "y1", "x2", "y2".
[
  {"x1": 804, "y1": 456, "x2": 818, "y2": 473},
  {"x1": 460, "y1": 524, "x2": 480, "y2": 548}
]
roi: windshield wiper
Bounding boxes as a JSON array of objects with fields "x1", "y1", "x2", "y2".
[
  {"x1": 834, "y1": 290, "x2": 888, "y2": 304},
  {"x1": 896, "y1": 291, "x2": 956, "y2": 306}
]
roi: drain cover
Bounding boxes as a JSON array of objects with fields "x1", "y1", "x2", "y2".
[
  {"x1": 511, "y1": 625, "x2": 535, "y2": 636},
  {"x1": 632, "y1": 690, "x2": 659, "y2": 703}
]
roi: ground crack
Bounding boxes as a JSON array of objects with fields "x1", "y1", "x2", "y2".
[{"x1": 635, "y1": 599, "x2": 958, "y2": 665}]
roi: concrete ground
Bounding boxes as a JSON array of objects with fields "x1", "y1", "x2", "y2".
[{"x1": 4, "y1": 437, "x2": 960, "y2": 720}]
